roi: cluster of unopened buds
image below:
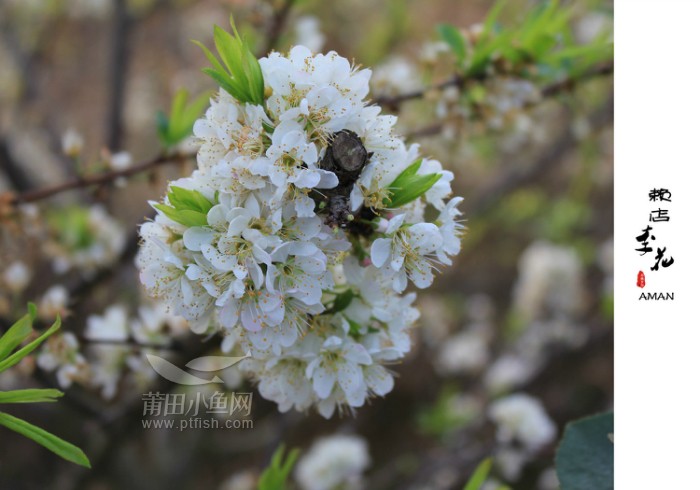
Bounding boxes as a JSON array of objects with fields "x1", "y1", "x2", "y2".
[{"x1": 137, "y1": 21, "x2": 465, "y2": 417}]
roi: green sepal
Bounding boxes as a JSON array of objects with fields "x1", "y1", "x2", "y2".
[{"x1": 384, "y1": 159, "x2": 442, "y2": 208}]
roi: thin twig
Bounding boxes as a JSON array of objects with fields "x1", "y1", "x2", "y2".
[
  {"x1": 372, "y1": 74, "x2": 467, "y2": 109},
  {"x1": 0, "y1": 138, "x2": 34, "y2": 192},
  {"x1": 259, "y1": 0, "x2": 296, "y2": 56},
  {"x1": 405, "y1": 70, "x2": 613, "y2": 140},
  {"x1": 3, "y1": 65, "x2": 612, "y2": 208},
  {"x1": 466, "y1": 95, "x2": 614, "y2": 217},
  {"x1": 105, "y1": 0, "x2": 132, "y2": 151},
  {"x1": 77, "y1": 336, "x2": 183, "y2": 352},
  {"x1": 6, "y1": 152, "x2": 194, "y2": 206},
  {"x1": 372, "y1": 61, "x2": 614, "y2": 109}
]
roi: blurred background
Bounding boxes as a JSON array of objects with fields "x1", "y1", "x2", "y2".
[{"x1": 0, "y1": 0, "x2": 613, "y2": 489}]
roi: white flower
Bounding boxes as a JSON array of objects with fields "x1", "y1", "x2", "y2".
[
  {"x1": 37, "y1": 333, "x2": 89, "y2": 389},
  {"x1": 257, "y1": 357, "x2": 315, "y2": 412},
  {"x1": 484, "y1": 355, "x2": 536, "y2": 394},
  {"x1": 85, "y1": 305, "x2": 129, "y2": 341},
  {"x1": 435, "y1": 329, "x2": 489, "y2": 376},
  {"x1": 294, "y1": 16, "x2": 325, "y2": 53},
  {"x1": 295, "y1": 434, "x2": 370, "y2": 490},
  {"x1": 371, "y1": 215, "x2": 443, "y2": 292},
  {"x1": 219, "y1": 470, "x2": 258, "y2": 490},
  {"x1": 305, "y1": 336, "x2": 372, "y2": 409},
  {"x1": 513, "y1": 241, "x2": 584, "y2": 322},
  {"x1": 218, "y1": 286, "x2": 285, "y2": 332},
  {"x1": 194, "y1": 91, "x2": 272, "y2": 173},
  {"x1": 435, "y1": 197, "x2": 465, "y2": 266},
  {"x1": 87, "y1": 344, "x2": 129, "y2": 399},
  {"x1": 371, "y1": 56, "x2": 420, "y2": 96},
  {"x1": 108, "y1": 151, "x2": 132, "y2": 171},
  {"x1": 61, "y1": 128, "x2": 83, "y2": 157},
  {"x1": 138, "y1": 221, "x2": 214, "y2": 326},
  {"x1": 488, "y1": 393, "x2": 557, "y2": 452},
  {"x1": 3, "y1": 261, "x2": 31, "y2": 293},
  {"x1": 494, "y1": 447, "x2": 529, "y2": 481},
  {"x1": 47, "y1": 205, "x2": 126, "y2": 275},
  {"x1": 38, "y1": 285, "x2": 70, "y2": 321},
  {"x1": 261, "y1": 46, "x2": 370, "y2": 136}
]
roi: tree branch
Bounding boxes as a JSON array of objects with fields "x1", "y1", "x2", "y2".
[
  {"x1": 105, "y1": 0, "x2": 132, "y2": 151},
  {"x1": 6, "y1": 152, "x2": 194, "y2": 206},
  {"x1": 466, "y1": 95, "x2": 614, "y2": 217},
  {"x1": 0, "y1": 138, "x2": 34, "y2": 192},
  {"x1": 372, "y1": 61, "x2": 613, "y2": 110},
  {"x1": 259, "y1": 0, "x2": 296, "y2": 56}
]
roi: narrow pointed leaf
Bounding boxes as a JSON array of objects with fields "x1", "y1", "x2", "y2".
[
  {"x1": 0, "y1": 412, "x2": 90, "y2": 468},
  {"x1": 0, "y1": 308, "x2": 35, "y2": 361},
  {"x1": 0, "y1": 389, "x2": 64, "y2": 404},
  {"x1": 438, "y1": 24, "x2": 467, "y2": 66},
  {"x1": 0, "y1": 316, "x2": 61, "y2": 373},
  {"x1": 463, "y1": 458, "x2": 492, "y2": 490}
]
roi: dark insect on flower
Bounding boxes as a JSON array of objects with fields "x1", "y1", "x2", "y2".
[{"x1": 316, "y1": 130, "x2": 372, "y2": 228}]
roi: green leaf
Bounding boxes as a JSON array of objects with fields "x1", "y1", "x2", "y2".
[
  {"x1": 193, "y1": 41, "x2": 227, "y2": 76},
  {"x1": 464, "y1": 458, "x2": 492, "y2": 490},
  {"x1": 0, "y1": 412, "x2": 90, "y2": 468},
  {"x1": 483, "y1": 0, "x2": 507, "y2": 33},
  {"x1": 390, "y1": 159, "x2": 422, "y2": 187},
  {"x1": 0, "y1": 316, "x2": 61, "y2": 373},
  {"x1": 258, "y1": 444, "x2": 300, "y2": 490},
  {"x1": 168, "y1": 187, "x2": 214, "y2": 214},
  {"x1": 330, "y1": 289, "x2": 355, "y2": 313},
  {"x1": 555, "y1": 412, "x2": 613, "y2": 490},
  {"x1": 437, "y1": 24, "x2": 467, "y2": 66},
  {"x1": 387, "y1": 173, "x2": 442, "y2": 208},
  {"x1": 346, "y1": 318, "x2": 363, "y2": 336},
  {"x1": 384, "y1": 159, "x2": 443, "y2": 208},
  {"x1": 153, "y1": 186, "x2": 214, "y2": 227},
  {"x1": 0, "y1": 305, "x2": 36, "y2": 361},
  {"x1": 153, "y1": 204, "x2": 209, "y2": 227},
  {"x1": 156, "y1": 110, "x2": 169, "y2": 142},
  {"x1": 195, "y1": 18, "x2": 265, "y2": 105},
  {"x1": 0, "y1": 389, "x2": 64, "y2": 404},
  {"x1": 157, "y1": 89, "x2": 211, "y2": 148},
  {"x1": 417, "y1": 386, "x2": 477, "y2": 436}
]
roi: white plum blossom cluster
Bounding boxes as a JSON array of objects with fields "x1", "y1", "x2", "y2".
[
  {"x1": 488, "y1": 393, "x2": 557, "y2": 481},
  {"x1": 482, "y1": 77, "x2": 540, "y2": 130},
  {"x1": 0, "y1": 261, "x2": 33, "y2": 317},
  {"x1": 37, "y1": 301, "x2": 189, "y2": 398},
  {"x1": 37, "y1": 331, "x2": 90, "y2": 389},
  {"x1": 371, "y1": 56, "x2": 421, "y2": 97},
  {"x1": 513, "y1": 240, "x2": 585, "y2": 323},
  {"x1": 137, "y1": 40, "x2": 464, "y2": 417},
  {"x1": 2, "y1": 260, "x2": 31, "y2": 294},
  {"x1": 44, "y1": 205, "x2": 126, "y2": 276},
  {"x1": 479, "y1": 241, "x2": 588, "y2": 396},
  {"x1": 293, "y1": 15, "x2": 325, "y2": 53},
  {"x1": 295, "y1": 434, "x2": 370, "y2": 490}
]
